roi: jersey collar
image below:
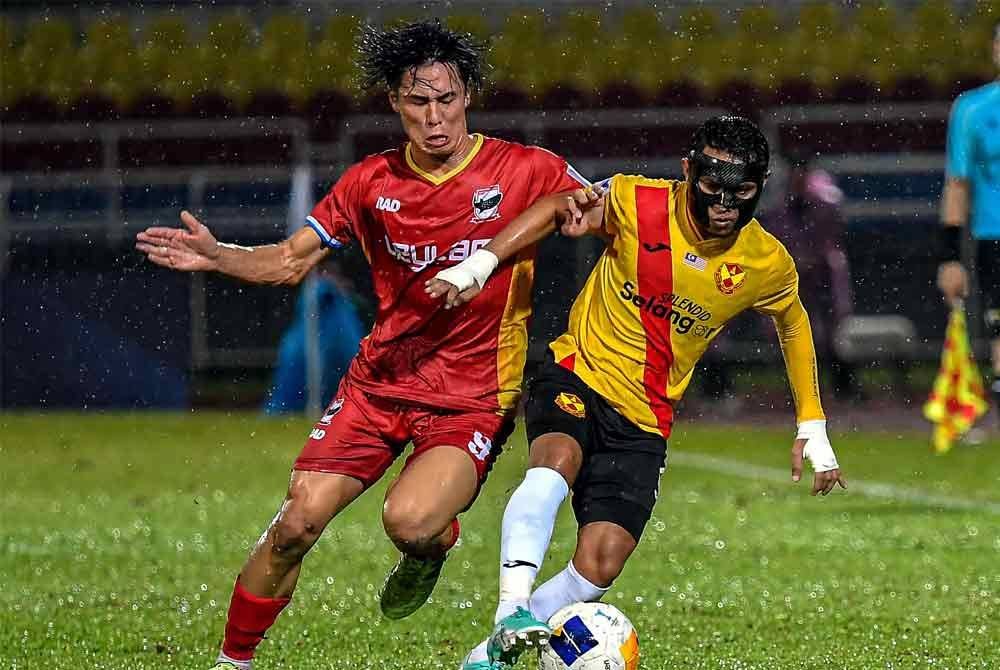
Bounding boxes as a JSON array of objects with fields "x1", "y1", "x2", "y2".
[{"x1": 405, "y1": 133, "x2": 484, "y2": 186}]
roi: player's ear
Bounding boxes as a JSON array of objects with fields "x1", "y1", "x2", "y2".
[{"x1": 388, "y1": 89, "x2": 400, "y2": 113}]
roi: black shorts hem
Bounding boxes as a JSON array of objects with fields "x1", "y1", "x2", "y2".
[{"x1": 573, "y1": 497, "x2": 654, "y2": 543}]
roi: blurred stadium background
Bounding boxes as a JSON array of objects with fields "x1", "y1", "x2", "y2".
[
  {"x1": 1, "y1": 0, "x2": 998, "y2": 415},
  {"x1": 4, "y1": 3, "x2": 1000, "y2": 669}
]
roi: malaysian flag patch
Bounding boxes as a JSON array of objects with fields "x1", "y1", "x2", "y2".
[{"x1": 683, "y1": 251, "x2": 707, "y2": 272}]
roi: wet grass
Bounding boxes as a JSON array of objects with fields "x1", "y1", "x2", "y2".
[{"x1": 2, "y1": 412, "x2": 999, "y2": 669}]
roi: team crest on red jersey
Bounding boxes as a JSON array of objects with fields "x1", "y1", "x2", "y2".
[
  {"x1": 471, "y1": 184, "x2": 503, "y2": 222},
  {"x1": 319, "y1": 397, "x2": 344, "y2": 425},
  {"x1": 714, "y1": 262, "x2": 747, "y2": 295}
]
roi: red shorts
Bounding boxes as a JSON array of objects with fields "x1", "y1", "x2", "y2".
[{"x1": 294, "y1": 376, "x2": 513, "y2": 490}]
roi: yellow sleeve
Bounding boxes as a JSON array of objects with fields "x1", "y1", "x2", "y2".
[
  {"x1": 752, "y1": 244, "x2": 799, "y2": 317},
  {"x1": 754, "y1": 248, "x2": 825, "y2": 422},
  {"x1": 600, "y1": 174, "x2": 625, "y2": 238},
  {"x1": 770, "y1": 297, "x2": 825, "y2": 422}
]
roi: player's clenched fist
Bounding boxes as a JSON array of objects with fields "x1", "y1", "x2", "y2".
[
  {"x1": 556, "y1": 185, "x2": 605, "y2": 237},
  {"x1": 936, "y1": 261, "x2": 969, "y2": 304},
  {"x1": 135, "y1": 210, "x2": 220, "y2": 272}
]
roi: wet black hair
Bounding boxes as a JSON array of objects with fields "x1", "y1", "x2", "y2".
[
  {"x1": 357, "y1": 19, "x2": 488, "y2": 93},
  {"x1": 689, "y1": 115, "x2": 770, "y2": 172}
]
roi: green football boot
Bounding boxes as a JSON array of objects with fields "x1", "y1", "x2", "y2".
[
  {"x1": 487, "y1": 606, "x2": 551, "y2": 665},
  {"x1": 380, "y1": 519, "x2": 460, "y2": 620},
  {"x1": 378, "y1": 552, "x2": 447, "y2": 619},
  {"x1": 210, "y1": 663, "x2": 242, "y2": 670}
]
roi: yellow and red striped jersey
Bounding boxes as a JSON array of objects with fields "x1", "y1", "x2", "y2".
[{"x1": 550, "y1": 175, "x2": 825, "y2": 437}]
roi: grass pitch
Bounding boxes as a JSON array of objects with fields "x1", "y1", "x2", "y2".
[{"x1": 2, "y1": 412, "x2": 999, "y2": 669}]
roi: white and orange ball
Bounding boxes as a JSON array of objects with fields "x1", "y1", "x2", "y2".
[{"x1": 538, "y1": 602, "x2": 640, "y2": 670}]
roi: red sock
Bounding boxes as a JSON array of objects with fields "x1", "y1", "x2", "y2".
[
  {"x1": 221, "y1": 578, "x2": 291, "y2": 661},
  {"x1": 443, "y1": 518, "x2": 461, "y2": 552}
]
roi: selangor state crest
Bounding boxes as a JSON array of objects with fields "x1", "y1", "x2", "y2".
[
  {"x1": 714, "y1": 262, "x2": 746, "y2": 295},
  {"x1": 555, "y1": 392, "x2": 586, "y2": 419},
  {"x1": 471, "y1": 184, "x2": 503, "y2": 222}
]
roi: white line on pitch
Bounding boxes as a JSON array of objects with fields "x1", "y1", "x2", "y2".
[{"x1": 670, "y1": 451, "x2": 1000, "y2": 515}]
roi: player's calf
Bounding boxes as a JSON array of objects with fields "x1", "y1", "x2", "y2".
[{"x1": 571, "y1": 522, "x2": 637, "y2": 588}]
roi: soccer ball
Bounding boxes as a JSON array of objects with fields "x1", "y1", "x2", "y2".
[{"x1": 538, "y1": 602, "x2": 640, "y2": 670}]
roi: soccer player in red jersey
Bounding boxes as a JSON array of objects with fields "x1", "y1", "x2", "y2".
[{"x1": 135, "y1": 20, "x2": 586, "y2": 670}]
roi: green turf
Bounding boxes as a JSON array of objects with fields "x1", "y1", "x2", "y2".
[{"x1": 2, "y1": 412, "x2": 998, "y2": 669}]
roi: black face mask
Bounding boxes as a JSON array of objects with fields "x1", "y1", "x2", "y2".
[{"x1": 688, "y1": 150, "x2": 768, "y2": 234}]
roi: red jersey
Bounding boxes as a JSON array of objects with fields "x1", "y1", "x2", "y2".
[{"x1": 306, "y1": 134, "x2": 586, "y2": 412}]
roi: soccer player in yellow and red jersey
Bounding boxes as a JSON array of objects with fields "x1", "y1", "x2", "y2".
[
  {"x1": 136, "y1": 20, "x2": 586, "y2": 670},
  {"x1": 429, "y1": 116, "x2": 847, "y2": 670}
]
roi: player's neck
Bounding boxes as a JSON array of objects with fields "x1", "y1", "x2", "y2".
[{"x1": 408, "y1": 133, "x2": 475, "y2": 177}]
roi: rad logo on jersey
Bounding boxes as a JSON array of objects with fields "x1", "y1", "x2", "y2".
[
  {"x1": 471, "y1": 184, "x2": 503, "y2": 222},
  {"x1": 714, "y1": 262, "x2": 747, "y2": 295},
  {"x1": 555, "y1": 392, "x2": 586, "y2": 418},
  {"x1": 375, "y1": 196, "x2": 401, "y2": 212}
]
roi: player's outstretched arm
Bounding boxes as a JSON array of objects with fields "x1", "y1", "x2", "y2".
[
  {"x1": 425, "y1": 187, "x2": 604, "y2": 307},
  {"x1": 136, "y1": 210, "x2": 329, "y2": 286},
  {"x1": 771, "y1": 297, "x2": 847, "y2": 496}
]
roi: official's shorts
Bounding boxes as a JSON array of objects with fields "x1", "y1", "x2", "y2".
[
  {"x1": 979, "y1": 241, "x2": 1000, "y2": 339},
  {"x1": 525, "y1": 356, "x2": 667, "y2": 542},
  {"x1": 294, "y1": 375, "x2": 512, "y2": 496}
]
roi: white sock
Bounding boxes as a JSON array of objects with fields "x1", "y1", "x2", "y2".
[
  {"x1": 495, "y1": 467, "x2": 569, "y2": 623},
  {"x1": 529, "y1": 560, "x2": 610, "y2": 624},
  {"x1": 464, "y1": 639, "x2": 490, "y2": 664},
  {"x1": 216, "y1": 651, "x2": 252, "y2": 669}
]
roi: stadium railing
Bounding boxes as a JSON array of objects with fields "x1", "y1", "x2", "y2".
[{"x1": 0, "y1": 103, "x2": 966, "y2": 394}]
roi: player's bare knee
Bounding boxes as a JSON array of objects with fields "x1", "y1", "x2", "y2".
[
  {"x1": 270, "y1": 510, "x2": 322, "y2": 561},
  {"x1": 529, "y1": 434, "x2": 582, "y2": 485},
  {"x1": 381, "y1": 498, "x2": 440, "y2": 551}
]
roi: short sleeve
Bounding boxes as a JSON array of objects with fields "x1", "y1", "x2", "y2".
[
  {"x1": 306, "y1": 162, "x2": 367, "y2": 250},
  {"x1": 528, "y1": 147, "x2": 591, "y2": 198},
  {"x1": 945, "y1": 96, "x2": 972, "y2": 180},
  {"x1": 753, "y1": 244, "x2": 800, "y2": 316},
  {"x1": 601, "y1": 174, "x2": 630, "y2": 238}
]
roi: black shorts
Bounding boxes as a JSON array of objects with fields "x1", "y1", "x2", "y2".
[
  {"x1": 979, "y1": 241, "x2": 1000, "y2": 338},
  {"x1": 525, "y1": 356, "x2": 667, "y2": 542}
]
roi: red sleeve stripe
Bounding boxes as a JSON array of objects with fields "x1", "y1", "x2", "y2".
[{"x1": 634, "y1": 185, "x2": 675, "y2": 437}]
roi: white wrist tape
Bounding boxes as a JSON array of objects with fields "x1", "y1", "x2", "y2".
[
  {"x1": 797, "y1": 419, "x2": 839, "y2": 472},
  {"x1": 432, "y1": 248, "x2": 499, "y2": 292}
]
